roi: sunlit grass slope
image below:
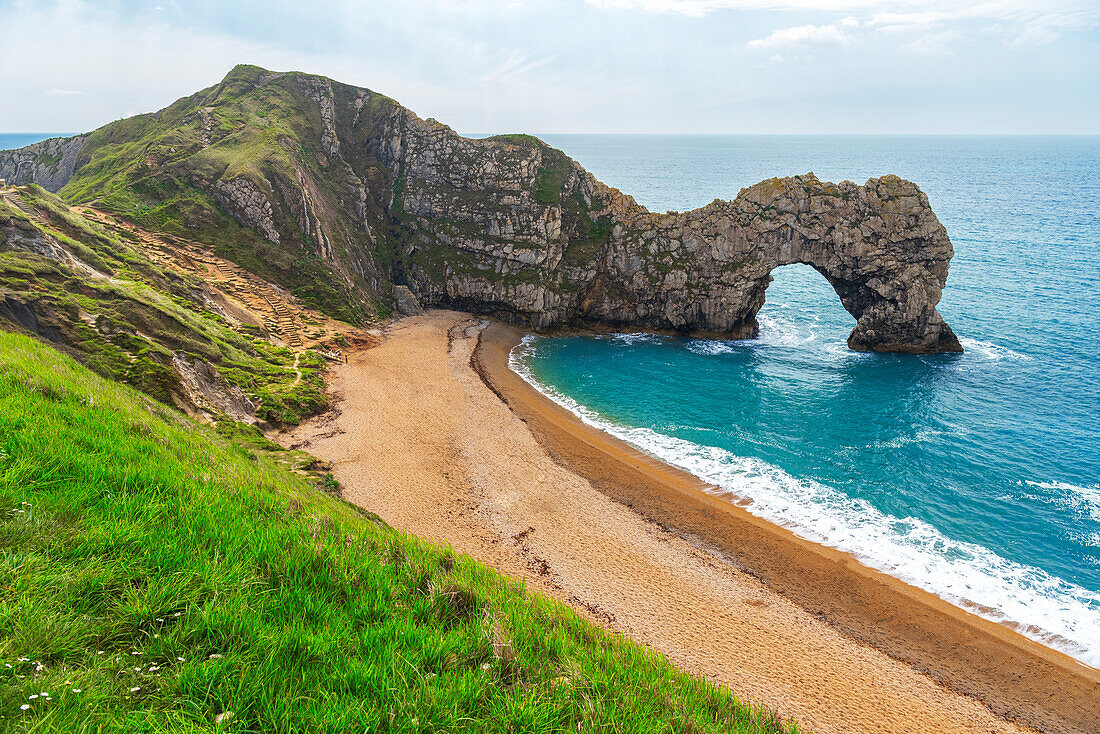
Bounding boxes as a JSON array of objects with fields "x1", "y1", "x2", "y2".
[{"x1": 0, "y1": 331, "x2": 795, "y2": 733}]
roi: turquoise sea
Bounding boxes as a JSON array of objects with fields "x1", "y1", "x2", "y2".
[
  {"x1": 513, "y1": 135, "x2": 1100, "y2": 668},
  {"x1": 0, "y1": 133, "x2": 71, "y2": 151}
]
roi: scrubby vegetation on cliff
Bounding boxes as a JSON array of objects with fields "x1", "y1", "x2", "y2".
[
  {"x1": 0, "y1": 186, "x2": 328, "y2": 425},
  {"x1": 38, "y1": 67, "x2": 383, "y2": 324},
  {"x1": 0, "y1": 332, "x2": 796, "y2": 733}
]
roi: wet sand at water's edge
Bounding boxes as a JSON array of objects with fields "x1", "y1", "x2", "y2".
[{"x1": 285, "y1": 312, "x2": 1099, "y2": 734}]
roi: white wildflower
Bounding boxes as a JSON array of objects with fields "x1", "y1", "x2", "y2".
[
  {"x1": 130, "y1": 686, "x2": 140, "y2": 692},
  {"x1": 20, "y1": 704, "x2": 29, "y2": 710},
  {"x1": 28, "y1": 695, "x2": 38, "y2": 700},
  {"x1": 72, "y1": 688, "x2": 81, "y2": 693}
]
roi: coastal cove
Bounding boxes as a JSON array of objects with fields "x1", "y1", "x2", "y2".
[
  {"x1": 285, "y1": 312, "x2": 1097, "y2": 734},
  {"x1": 1, "y1": 0, "x2": 1096, "y2": 724},
  {"x1": 510, "y1": 134, "x2": 1100, "y2": 673},
  {"x1": 3, "y1": 67, "x2": 1096, "y2": 732},
  {"x1": 482, "y1": 321, "x2": 1100, "y2": 733}
]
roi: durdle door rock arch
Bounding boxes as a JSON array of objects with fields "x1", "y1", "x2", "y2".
[
  {"x1": 576, "y1": 174, "x2": 964, "y2": 353},
  {"x1": 0, "y1": 66, "x2": 962, "y2": 353}
]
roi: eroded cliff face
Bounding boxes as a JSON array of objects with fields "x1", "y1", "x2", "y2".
[
  {"x1": 382, "y1": 110, "x2": 961, "y2": 352},
  {"x1": 0, "y1": 65, "x2": 961, "y2": 353},
  {"x1": 0, "y1": 135, "x2": 88, "y2": 193},
  {"x1": 586, "y1": 174, "x2": 962, "y2": 353}
]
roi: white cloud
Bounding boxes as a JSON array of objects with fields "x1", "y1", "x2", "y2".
[
  {"x1": 1007, "y1": 26, "x2": 1060, "y2": 48},
  {"x1": 588, "y1": 0, "x2": 1097, "y2": 21},
  {"x1": 748, "y1": 23, "x2": 848, "y2": 50},
  {"x1": 900, "y1": 29, "x2": 960, "y2": 54},
  {"x1": 590, "y1": 0, "x2": 873, "y2": 13},
  {"x1": 867, "y1": 11, "x2": 955, "y2": 33},
  {"x1": 0, "y1": 0, "x2": 1095, "y2": 134}
]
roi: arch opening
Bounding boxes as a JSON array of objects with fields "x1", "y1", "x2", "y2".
[{"x1": 754, "y1": 263, "x2": 856, "y2": 346}]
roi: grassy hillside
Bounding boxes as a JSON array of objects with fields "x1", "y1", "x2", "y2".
[
  {"x1": 54, "y1": 66, "x2": 383, "y2": 324},
  {"x1": 0, "y1": 186, "x2": 326, "y2": 426},
  {"x1": 0, "y1": 331, "x2": 795, "y2": 733}
]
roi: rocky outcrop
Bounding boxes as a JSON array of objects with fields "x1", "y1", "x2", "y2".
[
  {"x1": 0, "y1": 135, "x2": 88, "y2": 192},
  {"x1": 585, "y1": 174, "x2": 962, "y2": 353},
  {"x1": 392, "y1": 285, "x2": 423, "y2": 316},
  {"x1": 1, "y1": 66, "x2": 961, "y2": 353},
  {"x1": 214, "y1": 176, "x2": 281, "y2": 244}
]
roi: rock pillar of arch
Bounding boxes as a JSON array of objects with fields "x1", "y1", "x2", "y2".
[{"x1": 750, "y1": 175, "x2": 964, "y2": 354}]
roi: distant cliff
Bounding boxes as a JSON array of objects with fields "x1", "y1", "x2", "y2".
[
  {"x1": 0, "y1": 65, "x2": 960, "y2": 352},
  {"x1": 0, "y1": 135, "x2": 88, "y2": 193}
]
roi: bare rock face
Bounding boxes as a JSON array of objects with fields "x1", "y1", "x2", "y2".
[
  {"x1": 0, "y1": 136, "x2": 88, "y2": 192},
  {"x1": 385, "y1": 112, "x2": 961, "y2": 353},
  {"x1": 583, "y1": 173, "x2": 962, "y2": 353},
  {"x1": 214, "y1": 176, "x2": 281, "y2": 244},
  {"x1": 392, "y1": 285, "x2": 423, "y2": 316}
]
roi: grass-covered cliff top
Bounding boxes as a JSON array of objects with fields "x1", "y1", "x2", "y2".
[{"x1": 0, "y1": 331, "x2": 796, "y2": 733}]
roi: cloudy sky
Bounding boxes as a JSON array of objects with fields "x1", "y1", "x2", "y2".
[{"x1": 1, "y1": 0, "x2": 1097, "y2": 134}]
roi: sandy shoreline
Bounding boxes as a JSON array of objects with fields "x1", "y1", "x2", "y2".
[{"x1": 287, "y1": 312, "x2": 1097, "y2": 734}]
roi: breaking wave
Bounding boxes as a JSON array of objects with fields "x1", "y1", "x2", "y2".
[{"x1": 509, "y1": 336, "x2": 1100, "y2": 668}]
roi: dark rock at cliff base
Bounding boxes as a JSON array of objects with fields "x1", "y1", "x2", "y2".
[
  {"x1": 0, "y1": 65, "x2": 962, "y2": 353},
  {"x1": 393, "y1": 285, "x2": 423, "y2": 316}
]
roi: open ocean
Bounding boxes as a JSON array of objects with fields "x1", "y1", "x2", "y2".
[{"x1": 512, "y1": 135, "x2": 1100, "y2": 668}]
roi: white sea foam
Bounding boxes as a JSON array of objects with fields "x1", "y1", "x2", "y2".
[
  {"x1": 756, "y1": 312, "x2": 817, "y2": 347},
  {"x1": 871, "y1": 428, "x2": 942, "y2": 449},
  {"x1": 959, "y1": 337, "x2": 1032, "y2": 361},
  {"x1": 684, "y1": 339, "x2": 740, "y2": 356},
  {"x1": 600, "y1": 332, "x2": 663, "y2": 346},
  {"x1": 509, "y1": 336, "x2": 1100, "y2": 668},
  {"x1": 1027, "y1": 480, "x2": 1100, "y2": 522}
]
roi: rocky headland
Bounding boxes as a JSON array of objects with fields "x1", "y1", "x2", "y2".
[{"x1": 0, "y1": 64, "x2": 961, "y2": 353}]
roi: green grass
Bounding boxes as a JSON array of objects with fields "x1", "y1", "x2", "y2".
[
  {"x1": 533, "y1": 149, "x2": 571, "y2": 206},
  {"x1": 0, "y1": 332, "x2": 796, "y2": 733},
  {"x1": 0, "y1": 190, "x2": 329, "y2": 426},
  {"x1": 54, "y1": 75, "x2": 371, "y2": 326}
]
